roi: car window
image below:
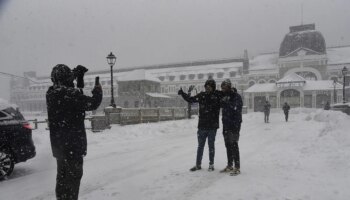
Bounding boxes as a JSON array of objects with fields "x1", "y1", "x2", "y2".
[
  {"x1": 0, "y1": 111, "x2": 7, "y2": 118},
  {"x1": 2, "y1": 107, "x2": 25, "y2": 120}
]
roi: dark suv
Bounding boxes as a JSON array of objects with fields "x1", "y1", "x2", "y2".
[{"x1": 0, "y1": 106, "x2": 36, "y2": 180}]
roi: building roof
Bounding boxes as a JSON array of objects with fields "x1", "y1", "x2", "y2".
[
  {"x1": 277, "y1": 73, "x2": 306, "y2": 84},
  {"x1": 279, "y1": 24, "x2": 326, "y2": 57},
  {"x1": 146, "y1": 93, "x2": 172, "y2": 98},
  {"x1": 245, "y1": 80, "x2": 343, "y2": 93},
  {"x1": 303, "y1": 80, "x2": 343, "y2": 91},
  {"x1": 249, "y1": 53, "x2": 278, "y2": 70},
  {"x1": 245, "y1": 83, "x2": 276, "y2": 93},
  {"x1": 327, "y1": 45, "x2": 350, "y2": 65},
  {"x1": 117, "y1": 69, "x2": 160, "y2": 82}
]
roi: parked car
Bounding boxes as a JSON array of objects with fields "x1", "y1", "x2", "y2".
[
  {"x1": 0, "y1": 106, "x2": 36, "y2": 180},
  {"x1": 330, "y1": 102, "x2": 350, "y2": 115}
]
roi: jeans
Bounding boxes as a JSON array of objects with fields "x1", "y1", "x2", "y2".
[
  {"x1": 196, "y1": 129, "x2": 217, "y2": 166},
  {"x1": 56, "y1": 158, "x2": 83, "y2": 200},
  {"x1": 284, "y1": 111, "x2": 289, "y2": 122},
  {"x1": 223, "y1": 126, "x2": 241, "y2": 168},
  {"x1": 264, "y1": 111, "x2": 270, "y2": 123}
]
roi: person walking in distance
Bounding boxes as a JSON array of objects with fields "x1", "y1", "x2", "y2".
[
  {"x1": 219, "y1": 79, "x2": 243, "y2": 176},
  {"x1": 282, "y1": 102, "x2": 290, "y2": 122},
  {"x1": 263, "y1": 101, "x2": 271, "y2": 123},
  {"x1": 178, "y1": 79, "x2": 222, "y2": 172},
  {"x1": 46, "y1": 64, "x2": 102, "y2": 200}
]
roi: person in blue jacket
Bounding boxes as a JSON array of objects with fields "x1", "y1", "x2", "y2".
[{"x1": 219, "y1": 79, "x2": 243, "y2": 176}]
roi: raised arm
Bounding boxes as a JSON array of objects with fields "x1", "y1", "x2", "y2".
[
  {"x1": 178, "y1": 88, "x2": 199, "y2": 103},
  {"x1": 71, "y1": 85, "x2": 103, "y2": 111}
]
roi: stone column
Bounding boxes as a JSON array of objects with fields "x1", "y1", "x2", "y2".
[{"x1": 312, "y1": 91, "x2": 317, "y2": 108}]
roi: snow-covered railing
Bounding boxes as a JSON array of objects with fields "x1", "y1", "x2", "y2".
[
  {"x1": 27, "y1": 117, "x2": 92, "y2": 130},
  {"x1": 27, "y1": 107, "x2": 190, "y2": 132},
  {"x1": 104, "y1": 107, "x2": 188, "y2": 126}
]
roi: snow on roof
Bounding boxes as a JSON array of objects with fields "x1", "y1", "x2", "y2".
[
  {"x1": 117, "y1": 69, "x2": 160, "y2": 82},
  {"x1": 277, "y1": 73, "x2": 306, "y2": 83},
  {"x1": 249, "y1": 53, "x2": 279, "y2": 70},
  {"x1": 0, "y1": 98, "x2": 17, "y2": 110},
  {"x1": 245, "y1": 83, "x2": 277, "y2": 93},
  {"x1": 146, "y1": 93, "x2": 172, "y2": 98},
  {"x1": 246, "y1": 80, "x2": 343, "y2": 93},
  {"x1": 327, "y1": 46, "x2": 350, "y2": 65},
  {"x1": 303, "y1": 80, "x2": 343, "y2": 91},
  {"x1": 148, "y1": 62, "x2": 242, "y2": 75}
]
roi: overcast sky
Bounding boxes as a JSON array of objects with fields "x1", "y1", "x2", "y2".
[{"x1": 1, "y1": 0, "x2": 350, "y2": 100}]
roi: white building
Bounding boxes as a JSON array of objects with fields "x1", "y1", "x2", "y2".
[{"x1": 9, "y1": 23, "x2": 350, "y2": 112}]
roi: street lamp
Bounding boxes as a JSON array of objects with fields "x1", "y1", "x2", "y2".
[
  {"x1": 342, "y1": 66, "x2": 348, "y2": 103},
  {"x1": 107, "y1": 52, "x2": 117, "y2": 108},
  {"x1": 333, "y1": 79, "x2": 337, "y2": 104}
]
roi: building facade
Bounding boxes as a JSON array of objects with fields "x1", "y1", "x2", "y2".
[{"x1": 9, "y1": 23, "x2": 350, "y2": 113}]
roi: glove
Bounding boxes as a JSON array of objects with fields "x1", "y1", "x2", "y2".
[
  {"x1": 73, "y1": 65, "x2": 88, "y2": 77},
  {"x1": 73, "y1": 65, "x2": 88, "y2": 88},
  {"x1": 178, "y1": 88, "x2": 184, "y2": 95}
]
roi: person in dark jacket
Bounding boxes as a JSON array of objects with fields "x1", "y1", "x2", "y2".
[
  {"x1": 263, "y1": 101, "x2": 271, "y2": 123},
  {"x1": 178, "y1": 79, "x2": 222, "y2": 172},
  {"x1": 324, "y1": 101, "x2": 330, "y2": 110},
  {"x1": 282, "y1": 102, "x2": 290, "y2": 122},
  {"x1": 46, "y1": 64, "x2": 102, "y2": 200},
  {"x1": 219, "y1": 79, "x2": 243, "y2": 176}
]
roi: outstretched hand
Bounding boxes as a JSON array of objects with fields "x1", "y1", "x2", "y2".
[{"x1": 188, "y1": 85, "x2": 195, "y2": 93}]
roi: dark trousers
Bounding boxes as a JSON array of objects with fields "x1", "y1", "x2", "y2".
[
  {"x1": 56, "y1": 158, "x2": 84, "y2": 200},
  {"x1": 264, "y1": 111, "x2": 270, "y2": 123},
  {"x1": 284, "y1": 111, "x2": 289, "y2": 122},
  {"x1": 196, "y1": 129, "x2": 217, "y2": 166},
  {"x1": 223, "y1": 125, "x2": 241, "y2": 168}
]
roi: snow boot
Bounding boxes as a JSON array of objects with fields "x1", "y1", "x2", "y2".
[
  {"x1": 190, "y1": 165, "x2": 201, "y2": 172},
  {"x1": 208, "y1": 165, "x2": 215, "y2": 172},
  {"x1": 230, "y1": 168, "x2": 241, "y2": 176},
  {"x1": 220, "y1": 166, "x2": 234, "y2": 173}
]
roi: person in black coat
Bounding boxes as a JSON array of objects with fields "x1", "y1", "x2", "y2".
[
  {"x1": 263, "y1": 101, "x2": 271, "y2": 123},
  {"x1": 219, "y1": 79, "x2": 243, "y2": 175},
  {"x1": 46, "y1": 64, "x2": 102, "y2": 200},
  {"x1": 282, "y1": 102, "x2": 290, "y2": 122},
  {"x1": 178, "y1": 79, "x2": 222, "y2": 172},
  {"x1": 324, "y1": 101, "x2": 330, "y2": 110}
]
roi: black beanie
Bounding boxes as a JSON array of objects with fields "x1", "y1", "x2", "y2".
[{"x1": 205, "y1": 79, "x2": 216, "y2": 90}]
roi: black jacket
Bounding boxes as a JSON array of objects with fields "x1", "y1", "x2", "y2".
[
  {"x1": 263, "y1": 102, "x2": 271, "y2": 113},
  {"x1": 46, "y1": 86, "x2": 102, "y2": 159},
  {"x1": 221, "y1": 90, "x2": 243, "y2": 130},
  {"x1": 180, "y1": 91, "x2": 222, "y2": 129},
  {"x1": 283, "y1": 104, "x2": 290, "y2": 113}
]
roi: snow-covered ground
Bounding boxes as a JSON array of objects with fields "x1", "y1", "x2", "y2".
[{"x1": 1, "y1": 109, "x2": 350, "y2": 200}]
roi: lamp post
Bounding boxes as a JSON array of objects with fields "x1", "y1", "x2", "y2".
[
  {"x1": 333, "y1": 79, "x2": 337, "y2": 104},
  {"x1": 107, "y1": 52, "x2": 117, "y2": 108},
  {"x1": 342, "y1": 66, "x2": 348, "y2": 103}
]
